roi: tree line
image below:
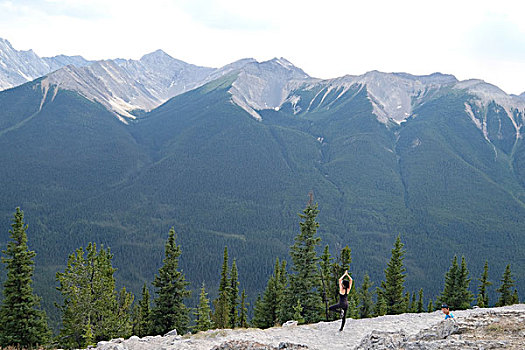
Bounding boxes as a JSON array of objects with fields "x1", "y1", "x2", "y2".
[{"x1": 0, "y1": 204, "x2": 521, "y2": 349}]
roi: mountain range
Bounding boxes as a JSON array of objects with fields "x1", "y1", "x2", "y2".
[{"x1": 1, "y1": 37, "x2": 524, "y2": 325}]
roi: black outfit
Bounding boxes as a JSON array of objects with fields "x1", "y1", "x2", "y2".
[{"x1": 329, "y1": 292, "x2": 349, "y2": 331}]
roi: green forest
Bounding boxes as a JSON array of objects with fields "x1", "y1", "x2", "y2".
[{"x1": 0, "y1": 206, "x2": 520, "y2": 349}]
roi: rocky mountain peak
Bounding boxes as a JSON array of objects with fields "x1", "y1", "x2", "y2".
[
  {"x1": 0, "y1": 37, "x2": 90, "y2": 91},
  {"x1": 226, "y1": 57, "x2": 312, "y2": 119},
  {"x1": 0, "y1": 37, "x2": 15, "y2": 52},
  {"x1": 42, "y1": 49, "x2": 217, "y2": 121},
  {"x1": 139, "y1": 49, "x2": 186, "y2": 68},
  {"x1": 281, "y1": 70, "x2": 458, "y2": 124}
]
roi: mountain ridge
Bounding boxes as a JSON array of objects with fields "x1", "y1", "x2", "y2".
[
  {"x1": 0, "y1": 37, "x2": 91, "y2": 90},
  {"x1": 2, "y1": 37, "x2": 524, "y2": 129}
]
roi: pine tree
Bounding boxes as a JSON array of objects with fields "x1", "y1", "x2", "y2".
[
  {"x1": 275, "y1": 259, "x2": 288, "y2": 324},
  {"x1": 251, "y1": 295, "x2": 265, "y2": 328},
  {"x1": 476, "y1": 260, "x2": 492, "y2": 308},
  {"x1": 151, "y1": 228, "x2": 190, "y2": 335},
  {"x1": 228, "y1": 259, "x2": 239, "y2": 328},
  {"x1": 417, "y1": 289, "x2": 424, "y2": 313},
  {"x1": 57, "y1": 243, "x2": 133, "y2": 348},
  {"x1": 284, "y1": 196, "x2": 323, "y2": 324},
  {"x1": 84, "y1": 316, "x2": 95, "y2": 347},
  {"x1": 358, "y1": 274, "x2": 374, "y2": 318},
  {"x1": 292, "y1": 300, "x2": 305, "y2": 324},
  {"x1": 374, "y1": 287, "x2": 387, "y2": 316},
  {"x1": 456, "y1": 256, "x2": 474, "y2": 309},
  {"x1": 439, "y1": 256, "x2": 458, "y2": 308},
  {"x1": 511, "y1": 289, "x2": 519, "y2": 304},
  {"x1": 239, "y1": 289, "x2": 249, "y2": 328},
  {"x1": 410, "y1": 292, "x2": 417, "y2": 313},
  {"x1": 213, "y1": 246, "x2": 231, "y2": 329},
  {"x1": 252, "y1": 258, "x2": 286, "y2": 328},
  {"x1": 380, "y1": 236, "x2": 407, "y2": 314},
  {"x1": 496, "y1": 264, "x2": 515, "y2": 307},
  {"x1": 403, "y1": 292, "x2": 410, "y2": 313},
  {"x1": 319, "y1": 245, "x2": 333, "y2": 320},
  {"x1": 116, "y1": 287, "x2": 134, "y2": 338},
  {"x1": 348, "y1": 293, "x2": 359, "y2": 319},
  {"x1": 427, "y1": 300, "x2": 434, "y2": 313},
  {"x1": 0, "y1": 208, "x2": 50, "y2": 349},
  {"x1": 440, "y1": 256, "x2": 473, "y2": 310},
  {"x1": 133, "y1": 283, "x2": 152, "y2": 337},
  {"x1": 193, "y1": 283, "x2": 213, "y2": 332}
]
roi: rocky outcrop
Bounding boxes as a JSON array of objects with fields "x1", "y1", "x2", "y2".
[
  {"x1": 210, "y1": 340, "x2": 309, "y2": 350},
  {"x1": 91, "y1": 304, "x2": 524, "y2": 350},
  {"x1": 356, "y1": 307, "x2": 525, "y2": 349}
]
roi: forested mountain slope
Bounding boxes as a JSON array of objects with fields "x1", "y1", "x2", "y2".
[{"x1": 0, "y1": 67, "x2": 524, "y2": 327}]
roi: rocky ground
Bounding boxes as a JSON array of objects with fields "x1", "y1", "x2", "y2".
[{"x1": 95, "y1": 304, "x2": 525, "y2": 350}]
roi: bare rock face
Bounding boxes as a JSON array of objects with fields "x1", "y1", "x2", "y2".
[
  {"x1": 0, "y1": 37, "x2": 90, "y2": 90},
  {"x1": 210, "y1": 340, "x2": 309, "y2": 350},
  {"x1": 356, "y1": 306, "x2": 525, "y2": 349}
]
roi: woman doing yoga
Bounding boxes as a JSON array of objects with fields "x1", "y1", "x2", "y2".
[{"x1": 328, "y1": 270, "x2": 352, "y2": 331}]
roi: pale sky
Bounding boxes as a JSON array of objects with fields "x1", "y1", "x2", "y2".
[{"x1": 1, "y1": 0, "x2": 525, "y2": 94}]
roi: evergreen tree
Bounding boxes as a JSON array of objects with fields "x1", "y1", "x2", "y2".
[
  {"x1": 239, "y1": 289, "x2": 249, "y2": 328},
  {"x1": 347, "y1": 293, "x2": 359, "y2": 319},
  {"x1": 358, "y1": 274, "x2": 374, "y2": 318},
  {"x1": 116, "y1": 287, "x2": 134, "y2": 338},
  {"x1": 410, "y1": 292, "x2": 417, "y2": 313},
  {"x1": 292, "y1": 300, "x2": 305, "y2": 324},
  {"x1": 133, "y1": 283, "x2": 152, "y2": 337},
  {"x1": 476, "y1": 260, "x2": 492, "y2": 308},
  {"x1": 496, "y1": 264, "x2": 515, "y2": 307},
  {"x1": 439, "y1": 256, "x2": 473, "y2": 310},
  {"x1": 338, "y1": 246, "x2": 352, "y2": 275},
  {"x1": 213, "y1": 246, "x2": 231, "y2": 329},
  {"x1": 151, "y1": 228, "x2": 190, "y2": 335},
  {"x1": 252, "y1": 258, "x2": 286, "y2": 328},
  {"x1": 511, "y1": 289, "x2": 519, "y2": 304},
  {"x1": 251, "y1": 295, "x2": 265, "y2": 328},
  {"x1": 275, "y1": 259, "x2": 288, "y2": 324},
  {"x1": 283, "y1": 196, "x2": 323, "y2": 323},
  {"x1": 228, "y1": 259, "x2": 239, "y2": 328},
  {"x1": 439, "y1": 256, "x2": 458, "y2": 308},
  {"x1": 427, "y1": 300, "x2": 434, "y2": 313},
  {"x1": 374, "y1": 287, "x2": 387, "y2": 316},
  {"x1": 0, "y1": 208, "x2": 50, "y2": 349},
  {"x1": 319, "y1": 245, "x2": 333, "y2": 320},
  {"x1": 193, "y1": 283, "x2": 213, "y2": 332},
  {"x1": 456, "y1": 256, "x2": 474, "y2": 309},
  {"x1": 403, "y1": 292, "x2": 410, "y2": 313},
  {"x1": 57, "y1": 243, "x2": 133, "y2": 348},
  {"x1": 417, "y1": 289, "x2": 424, "y2": 313},
  {"x1": 380, "y1": 236, "x2": 407, "y2": 314}
]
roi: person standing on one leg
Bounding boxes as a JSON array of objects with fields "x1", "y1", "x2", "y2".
[{"x1": 328, "y1": 270, "x2": 352, "y2": 331}]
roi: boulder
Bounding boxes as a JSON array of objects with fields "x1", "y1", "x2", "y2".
[{"x1": 164, "y1": 328, "x2": 178, "y2": 336}]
